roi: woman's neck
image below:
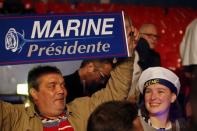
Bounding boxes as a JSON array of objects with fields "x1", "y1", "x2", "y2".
[{"x1": 149, "y1": 113, "x2": 171, "y2": 129}]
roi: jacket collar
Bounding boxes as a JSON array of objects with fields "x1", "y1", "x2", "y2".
[
  {"x1": 25, "y1": 102, "x2": 39, "y2": 118},
  {"x1": 25, "y1": 102, "x2": 71, "y2": 118}
]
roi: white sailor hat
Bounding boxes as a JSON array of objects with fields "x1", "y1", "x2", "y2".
[{"x1": 138, "y1": 67, "x2": 180, "y2": 95}]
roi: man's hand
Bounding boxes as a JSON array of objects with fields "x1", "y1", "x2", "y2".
[{"x1": 127, "y1": 25, "x2": 139, "y2": 56}]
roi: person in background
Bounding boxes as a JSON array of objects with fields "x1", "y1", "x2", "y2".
[
  {"x1": 138, "y1": 67, "x2": 186, "y2": 131},
  {"x1": 178, "y1": 18, "x2": 197, "y2": 118},
  {"x1": 64, "y1": 58, "x2": 114, "y2": 103},
  {"x1": 87, "y1": 101, "x2": 143, "y2": 131},
  {"x1": 128, "y1": 23, "x2": 161, "y2": 103},
  {"x1": 180, "y1": 18, "x2": 197, "y2": 68},
  {"x1": 137, "y1": 23, "x2": 161, "y2": 70}
]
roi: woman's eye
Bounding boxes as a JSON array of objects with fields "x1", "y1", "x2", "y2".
[
  {"x1": 158, "y1": 90, "x2": 164, "y2": 93},
  {"x1": 145, "y1": 89, "x2": 151, "y2": 93}
]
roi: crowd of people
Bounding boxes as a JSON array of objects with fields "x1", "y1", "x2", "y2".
[{"x1": 0, "y1": 15, "x2": 197, "y2": 131}]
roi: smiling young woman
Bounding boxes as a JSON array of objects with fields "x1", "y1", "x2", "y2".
[{"x1": 137, "y1": 67, "x2": 186, "y2": 131}]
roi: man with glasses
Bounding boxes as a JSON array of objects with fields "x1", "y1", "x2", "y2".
[
  {"x1": 139, "y1": 24, "x2": 160, "y2": 49},
  {"x1": 128, "y1": 23, "x2": 161, "y2": 102},
  {"x1": 137, "y1": 23, "x2": 161, "y2": 70},
  {"x1": 64, "y1": 59, "x2": 114, "y2": 103}
]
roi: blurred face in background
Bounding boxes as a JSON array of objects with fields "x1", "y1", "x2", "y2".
[
  {"x1": 140, "y1": 24, "x2": 159, "y2": 49},
  {"x1": 86, "y1": 62, "x2": 112, "y2": 86},
  {"x1": 144, "y1": 83, "x2": 176, "y2": 117}
]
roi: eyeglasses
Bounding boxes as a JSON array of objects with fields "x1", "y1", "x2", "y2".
[{"x1": 141, "y1": 33, "x2": 160, "y2": 39}]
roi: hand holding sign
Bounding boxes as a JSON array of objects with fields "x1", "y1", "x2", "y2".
[
  {"x1": 0, "y1": 12, "x2": 130, "y2": 66},
  {"x1": 124, "y1": 15, "x2": 139, "y2": 56}
]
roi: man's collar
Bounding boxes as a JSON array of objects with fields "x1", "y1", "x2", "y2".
[
  {"x1": 26, "y1": 102, "x2": 70, "y2": 118},
  {"x1": 25, "y1": 102, "x2": 39, "y2": 118}
]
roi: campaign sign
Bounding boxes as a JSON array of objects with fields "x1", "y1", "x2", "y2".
[{"x1": 0, "y1": 12, "x2": 129, "y2": 66}]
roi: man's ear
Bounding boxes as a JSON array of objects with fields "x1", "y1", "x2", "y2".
[
  {"x1": 171, "y1": 93, "x2": 177, "y2": 103},
  {"x1": 29, "y1": 88, "x2": 38, "y2": 100}
]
